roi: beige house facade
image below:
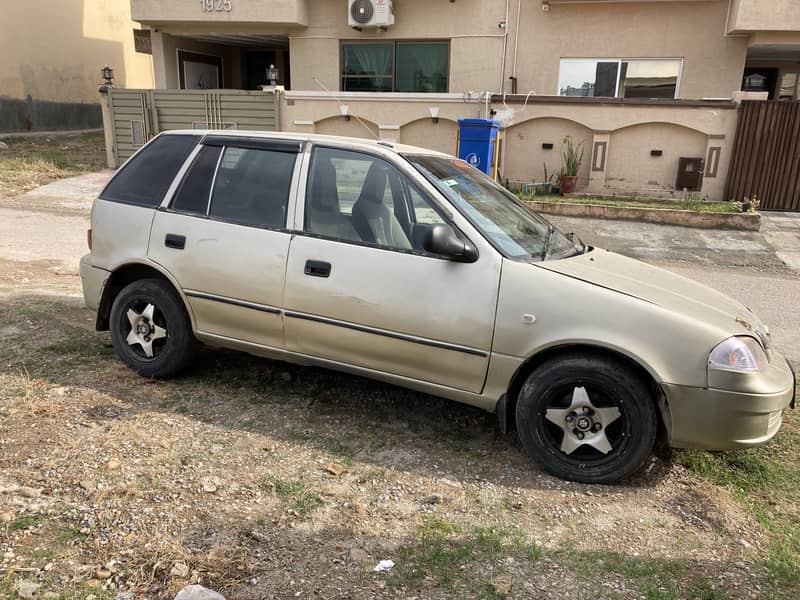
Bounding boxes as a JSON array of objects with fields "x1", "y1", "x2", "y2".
[
  {"x1": 0, "y1": 0, "x2": 154, "y2": 132},
  {"x1": 122, "y1": 0, "x2": 800, "y2": 200}
]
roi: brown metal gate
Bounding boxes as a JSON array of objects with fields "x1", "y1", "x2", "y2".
[{"x1": 726, "y1": 100, "x2": 800, "y2": 211}]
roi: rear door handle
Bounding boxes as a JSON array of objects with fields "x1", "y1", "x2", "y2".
[
  {"x1": 304, "y1": 260, "x2": 331, "y2": 278},
  {"x1": 165, "y1": 234, "x2": 186, "y2": 250}
]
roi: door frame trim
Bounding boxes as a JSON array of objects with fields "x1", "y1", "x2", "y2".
[
  {"x1": 284, "y1": 310, "x2": 489, "y2": 357},
  {"x1": 184, "y1": 289, "x2": 281, "y2": 315}
]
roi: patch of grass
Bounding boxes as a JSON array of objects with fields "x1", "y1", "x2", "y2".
[
  {"x1": 7, "y1": 513, "x2": 47, "y2": 532},
  {"x1": 389, "y1": 518, "x2": 541, "y2": 594},
  {"x1": 261, "y1": 474, "x2": 323, "y2": 518},
  {"x1": 677, "y1": 402, "x2": 800, "y2": 594},
  {"x1": 562, "y1": 549, "x2": 687, "y2": 600},
  {"x1": 42, "y1": 326, "x2": 115, "y2": 362},
  {"x1": 0, "y1": 131, "x2": 106, "y2": 197},
  {"x1": 520, "y1": 193, "x2": 741, "y2": 214}
]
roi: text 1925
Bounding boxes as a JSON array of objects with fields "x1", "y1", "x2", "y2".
[{"x1": 201, "y1": 0, "x2": 232, "y2": 12}]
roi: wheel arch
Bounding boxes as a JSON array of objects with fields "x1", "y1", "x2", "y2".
[
  {"x1": 498, "y1": 343, "x2": 670, "y2": 441},
  {"x1": 96, "y1": 261, "x2": 192, "y2": 331}
]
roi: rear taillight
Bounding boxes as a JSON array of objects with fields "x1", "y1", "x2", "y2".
[{"x1": 87, "y1": 228, "x2": 92, "y2": 251}]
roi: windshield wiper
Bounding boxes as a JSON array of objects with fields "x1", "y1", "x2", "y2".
[{"x1": 541, "y1": 224, "x2": 555, "y2": 261}]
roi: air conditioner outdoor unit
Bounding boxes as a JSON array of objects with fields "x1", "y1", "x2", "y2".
[{"x1": 348, "y1": 0, "x2": 395, "y2": 28}]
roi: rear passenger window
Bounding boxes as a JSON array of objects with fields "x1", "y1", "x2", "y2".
[
  {"x1": 209, "y1": 147, "x2": 295, "y2": 228},
  {"x1": 101, "y1": 134, "x2": 199, "y2": 206},
  {"x1": 171, "y1": 145, "x2": 222, "y2": 215}
]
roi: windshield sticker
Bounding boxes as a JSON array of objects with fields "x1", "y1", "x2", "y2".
[{"x1": 442, "y1": 178, "x2": 459, "y2": 187}]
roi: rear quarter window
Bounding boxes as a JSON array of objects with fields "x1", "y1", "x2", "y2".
[{"x1": 100, "y1": 134, "x2": 200, "y2": 207}]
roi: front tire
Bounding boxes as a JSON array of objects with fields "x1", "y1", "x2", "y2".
[
  {"x1": 109, "y1": 278, "x2": 197, "y2": 378},
  {"x1": 515, "y1": 353, "x2": 657, "y2": 484}
]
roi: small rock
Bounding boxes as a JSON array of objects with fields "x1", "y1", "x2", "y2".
[
  {"x1": 115, "y1": 593, "x2": 135, "y2": 600},
  {"x1": 106, "y1": 459, "x2": 121, "y2": 471},
  {"x1": 420, "y1": 495, "x2": 442, "y2": 505},
  {"x1": 174, "y1": 584, "x2": 226, "y2": 600},
  {"x1": 95, "y1": 568, "x2": 112, "y2": 580},
  {"x1": 53, "y1": 386, "x2": 69, "y2": 396},
  {"x1": 79, "y1": 480, "x2": 94, "y2": 492},
  {"x1": 200, "y1": 477, "x2": 219, "y2": 493},
  {"x1": 325, "y1": 463, "x2": 345, "y2": 477},
  {"x1": 349, "y1": 547, "x2": 369, "y2": 564},
  {"x1": 738, "y1": 538, "x2": 752, "y2": 549},
  {"x1": 279, "y1": 371, "x2": 294, "y2": 383},
  {"x1": 16, "y1": 579, "x2": 40, "y2": 599},
  {"x1": 0, "y1": 141, "x2": 8, "y2": 150},
  {"x1": 171, "y1": 562, "x2": 190, "y2": 578}
]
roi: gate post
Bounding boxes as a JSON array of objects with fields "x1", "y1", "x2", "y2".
[{"x1": 98, "y1": 85, "x2": 116, "y2": 168}]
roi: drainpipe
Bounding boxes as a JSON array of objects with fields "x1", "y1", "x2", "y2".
[
  {"x1": 499, "y1": 0, "x2": 510, "y2": 93},
  {"x1": 511, "y1": 0, "x2": 522, "y2": 86}
]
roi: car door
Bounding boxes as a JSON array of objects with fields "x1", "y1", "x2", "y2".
[
  {"x1": 148, "y1": 136, "x2": 303, "y2": 349},
  {"x1": 282, "y1": 145, "x2": 501, "y2": 394}
]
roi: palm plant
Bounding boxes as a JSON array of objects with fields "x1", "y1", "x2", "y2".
[{"x1": 561, "y1": 136, "x2": 585, "y2": 177}]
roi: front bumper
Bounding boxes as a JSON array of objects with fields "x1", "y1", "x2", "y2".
[
  {"x1": 663, "y1": 357, "x2": 795, "y2": 450},
  {"x1": 79, "y1": 254, "x2": 109, "y2": 312}
]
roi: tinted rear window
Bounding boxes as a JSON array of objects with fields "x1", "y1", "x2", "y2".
[{"x1": 101, "y1": 134, "x2": 200, "y2": 206}]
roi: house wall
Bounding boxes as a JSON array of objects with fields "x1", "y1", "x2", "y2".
[
  {"x1": 280, "y1": 93, "x2": 740, "y2": 201},
  {"x1": 0, "y1": 0, "x2": 154, "y2": 131},
  {"x1": 504, "y1": 0, "x2": 749, "y2": 99},
  {"x1": 289, "y1": 0, "x2": 505, "y2": 93}
]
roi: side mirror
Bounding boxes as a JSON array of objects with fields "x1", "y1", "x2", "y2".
[{"x1": 424, "y1": 224, "x2": 479, "y2": 263}]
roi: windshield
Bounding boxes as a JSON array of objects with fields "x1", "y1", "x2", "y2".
[{"x1": 405, "y1": 155, "x2": 582, "y2": 261}]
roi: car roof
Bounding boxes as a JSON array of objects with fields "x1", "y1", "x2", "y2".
[{"x1": 160, "y1": 129, "x2": 451, "y2": 158}]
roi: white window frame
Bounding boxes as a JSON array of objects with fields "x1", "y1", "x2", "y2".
[{"x1": 557, "y1": 58, "x2": 684, "y2": 99}]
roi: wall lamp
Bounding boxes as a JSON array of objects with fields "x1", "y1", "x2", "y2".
[
  {"x1": 101, "y1": 65, "x2": 114, "y2": 85},
  {"x1": 429, "y1": 106, "x2": 440, "y2": 123},
  {"x1": 340, "y1": 104, "x2": 351, "y2": 121}
]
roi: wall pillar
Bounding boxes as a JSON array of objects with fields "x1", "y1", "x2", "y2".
[
  {"x1": 379, "y1": 124, "x2": 400, "y2": 143},
  {"x1": 150, "y1": 31, "x2": 168, "y2": 89},
  {"x1": 702, "y1": 133, "x2": 726, "y2": 200},
  {"x1": 586, "y1": 131, "x2": 610, "y2": 194},
  {"x1": 98, "y1": 87, "x2": 116, "y2": 168}
]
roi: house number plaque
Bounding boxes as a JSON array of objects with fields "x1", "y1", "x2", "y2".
[{"x1": 201, "y1": 0, "x2": 232, "y2": 12}]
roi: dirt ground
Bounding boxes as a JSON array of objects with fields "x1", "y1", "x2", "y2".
[
  {"x1": 0, "y1": 269, "x2": 781, "y2": 599},
  {"x1": 0, "y1": 132, "x2": 107, "y2": 198},
  {"x1": 1, "y1": 134, "x2": 799, "y2": 599}
]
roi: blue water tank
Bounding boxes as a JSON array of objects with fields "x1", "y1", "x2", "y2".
[{"x1": 457, "y1": 118, "x2": 501, "y2": 176}]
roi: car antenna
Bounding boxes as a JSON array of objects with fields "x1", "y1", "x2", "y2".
[{"x1": 312, "y1": 76, "x2": 380, "y2": 140}]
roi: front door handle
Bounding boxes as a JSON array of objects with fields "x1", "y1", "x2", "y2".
[
  {"x1": 304, "y1": 260, "x2": 331, "y2": 278},
  {"x1": 165, "y1": 234, "x2": 186, "y2": 250}
]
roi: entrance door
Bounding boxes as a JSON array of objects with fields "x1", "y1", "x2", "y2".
[
  {"x1": 283, "y1": 145, "x2": 501, "y2": 393},
  {"x1": 149, "y1": 137, "x2": 302, "y2": 348}
]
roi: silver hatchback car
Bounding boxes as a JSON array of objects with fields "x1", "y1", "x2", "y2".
[{"x1": 80, "y1": 131, "x2": 795, "y2": 484}]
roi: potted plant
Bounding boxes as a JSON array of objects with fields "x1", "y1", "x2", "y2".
[{"x1": 559, "y1": 136, "x2": 584, "y2": 195}]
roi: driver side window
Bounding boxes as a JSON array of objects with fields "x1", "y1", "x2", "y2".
[{"x1": 304, "y1": 147, "x2": 445, "y2": 252}]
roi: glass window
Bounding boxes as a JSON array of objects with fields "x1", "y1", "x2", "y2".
[
  {"x1": 558, "y1": 60, "x2": 618, "y2": 97},
  {"x1": 395, "y1": 43, "x2": 449, "y2": 93},
  {"x1": 101, "y1": 134, "x2": 200, "y2": 206},
  {"x1": 620, "y1": 60, "x2": 681, "y2": 99},
  {"x1": 342, "y1": 43, "x2": 393, "y2": 92},
  {"x1": 209, "y1": 147, "x2": 295, "y2": 228},
  {"x1": 558, "y1": 59, "x2": 681, "y2": 99},
  {"x1": 408, "y1": 155, "x2": 581, "y2": 261},
  {"x1": 341, "y1": 41, "x2": 449, "y2": 92},
  {"x1": 305, "y1": 147, "x2": 445, "y2": 251},
  {"x1": 171, "y1": 145, "x2": 222, "y2": 215}
]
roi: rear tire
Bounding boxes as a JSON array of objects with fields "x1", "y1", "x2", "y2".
[
  {"x1": 515, "y1": 353, "x2": 657, "y2": 484},
  {"x1": 109, "y1": 278, "x2": 197, "y2": 378}
]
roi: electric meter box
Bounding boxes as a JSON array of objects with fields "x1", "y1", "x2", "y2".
[{"x1": 457, "y1": 119, "x2": 501, "y2": 176}]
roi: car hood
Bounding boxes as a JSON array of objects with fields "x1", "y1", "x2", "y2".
[{"x1": 539, "y1": 249, "x2": 762, "y2": 336}]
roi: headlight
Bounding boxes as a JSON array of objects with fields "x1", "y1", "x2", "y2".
[{"x1": 708, "y1": 336, "x2": 767, "y2": 372}]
